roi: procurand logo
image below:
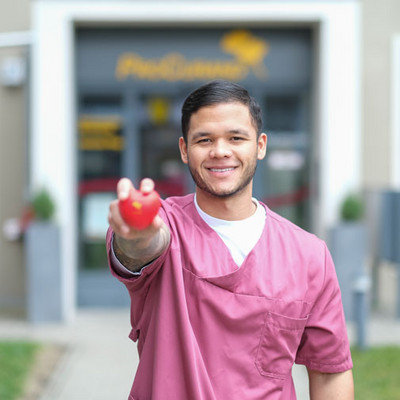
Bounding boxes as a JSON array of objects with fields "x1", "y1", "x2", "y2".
[{"x1": 115, "y1": 30, "x2": 269, "y2": 82}]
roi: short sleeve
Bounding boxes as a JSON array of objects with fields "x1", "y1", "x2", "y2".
[{"x1": 295, "y1": 242, "x2": 353, "y2": 373}]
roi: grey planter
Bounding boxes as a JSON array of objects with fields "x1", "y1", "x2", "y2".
[
  {"x1": 329, "y1": 222, "x2": 367, "y2": 322},
  {"x1": 26, "y1": 221, "x2": 62, "y2": 323}
]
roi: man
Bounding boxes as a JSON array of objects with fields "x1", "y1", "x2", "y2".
[{"x1": 107, "y1": 80, "x2": 354, "y2": 399}]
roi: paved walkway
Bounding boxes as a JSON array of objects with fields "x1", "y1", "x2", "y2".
[{"x1": 1, "y1": 309, "x2": 400, "y2": 400}]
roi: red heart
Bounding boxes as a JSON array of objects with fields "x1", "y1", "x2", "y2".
[{"x1": 118, "y1": 187, "x2": 161, "y2": 230}]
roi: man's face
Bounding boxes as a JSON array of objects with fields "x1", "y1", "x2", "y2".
[{"x1": 179, "y1": 102, "x2": 267, "y2": 200}]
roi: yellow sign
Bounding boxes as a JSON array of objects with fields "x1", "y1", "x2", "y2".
[
  {"x1": 148, "y1": 97, "x2": 170, "y2": 125},
  {"x1": 115, "y1": 30, "x2": 269, "y2": 82},
  {"x1": 79, "y1": 115, "x2": 124, "y2": 151}
]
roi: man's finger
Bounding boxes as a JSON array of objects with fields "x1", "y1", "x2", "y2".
[
  {"x1": 140, "y1": 178, "x2": 155, "y2": 193},
  {"x1": 108, "y1": 200, "x2": 130, "y2": 236},
  {"x1": 117, "y1": 177, "x2": 133, "y2": 200}
]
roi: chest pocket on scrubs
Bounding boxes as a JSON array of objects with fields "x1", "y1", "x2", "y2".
[{"x1": 255, "y1": 311, "x2": 308, "y2": 380}]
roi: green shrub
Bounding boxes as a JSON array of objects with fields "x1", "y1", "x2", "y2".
[
  {"x1": 340, "y1": 193, "x2": 364, "y2": 221},
  {"x1": 31, "y1": 188, "x2": 55, "y2": 221}
]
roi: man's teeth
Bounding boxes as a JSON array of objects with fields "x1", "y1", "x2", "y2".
[{"x1": 210, "y1": 168, "x2": 234, "y2": 172}]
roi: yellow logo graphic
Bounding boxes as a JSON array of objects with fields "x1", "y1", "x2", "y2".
[
  {"x1": 148, "y1": 97, "x2": 170, "y2": 125},
  {"x1": 220, "y1": 30, "x2": 268, "y2": 79},
  {"x1": 115, "y1": 30, "x2": 269, "y2": 82}
]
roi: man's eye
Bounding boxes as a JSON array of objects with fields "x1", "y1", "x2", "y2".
[
  {"x1": 231, "y1": 136, "x2": 243, "y2": 141},
  {"x1": 197, "y1": 138, "x2": 211, "y2": 143}
]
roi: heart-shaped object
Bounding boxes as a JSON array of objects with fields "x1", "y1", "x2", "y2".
[{"x1": 118, "y1": 187, "x2": 161, "y2": 230}]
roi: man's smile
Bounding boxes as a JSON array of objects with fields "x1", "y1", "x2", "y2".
[{"x1": 208, "y1": 167, "x2": 236, "y2": 173}]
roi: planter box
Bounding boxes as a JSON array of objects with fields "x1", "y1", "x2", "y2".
[
  {"x1": 329, "y1": 222, "x2": 367, "y2": 321},
  {"x1": 26, "y1": 221, "x2": 62, "y2": 323}
]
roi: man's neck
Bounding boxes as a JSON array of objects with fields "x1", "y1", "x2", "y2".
[{"x1": 195, "y1": 188, "x2": 256, "y2": 221}]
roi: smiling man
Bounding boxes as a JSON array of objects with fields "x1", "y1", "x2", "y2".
[{"x1": 107, "y1": 80, "x2": 354, "y2": 400}]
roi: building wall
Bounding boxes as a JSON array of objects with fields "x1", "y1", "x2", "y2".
[
  {"x1": 361, "y1": 0, "x2": 400, "y2": 316},
  {"x1": 0, "y1": 0, "x2": 395, "y2": 319},
  {"x1": 0, "y1": 0, "x2": 31, "y2": 313},
  {"x1": 0, "y1": 0, "x2": 30, "y2": 31},
  {"x1": 362, "y1": 0, "x2": 400, "y2": 188},
  {"x1": 1, "y1": 0, "x2": 375, "y2": 318}
]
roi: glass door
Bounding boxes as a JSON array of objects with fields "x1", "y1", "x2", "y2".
[
  {"x1": 77, "y1": 94, "x2": 129, "y2": 306},
  {"x1": 76, "y1": 87, "x2": 312, "y2": 306},
  {"x1": 77, "y1": 89, "x2": 193, "y2": 306},
  {"x1": 253, "y1": 91, "x2": 312, "y2": 230},
  {"x1": 135, "y1": 92, "x2": 190, "y2": 197}
]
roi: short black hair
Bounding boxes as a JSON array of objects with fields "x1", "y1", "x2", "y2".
[{"x1": 181, "y1": 80, "x2": 263, "y2": 142}]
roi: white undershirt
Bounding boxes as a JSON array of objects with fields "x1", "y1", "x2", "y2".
[{"x1": 194, "y1": 196, "x2": 266, "y2": 267}]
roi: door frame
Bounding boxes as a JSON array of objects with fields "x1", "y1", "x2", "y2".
[{"x1": 31, "y1": 1, "x2": 361, "y2": 321}]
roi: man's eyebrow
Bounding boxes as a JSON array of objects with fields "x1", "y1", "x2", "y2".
[
  {"x1": 228, "y1": 129, "x2": 251, "y2": 137},
  {"x1": 191, "y1": 131, "x2": 211, "y2": 140}
]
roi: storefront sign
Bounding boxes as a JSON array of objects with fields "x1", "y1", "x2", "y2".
[
  {"x1": 115, "y1": 30, "x2": 269, "y2": 82},
  {"x1": 79, "y1": 116, "x2": 124, "y2": 151}
]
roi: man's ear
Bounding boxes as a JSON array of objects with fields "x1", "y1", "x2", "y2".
[
  {"x1": 179, "y1": 137, "x2": 188, "y2": 164},
  {"x1": 257, "y1": 133, "x2": 267, "y2": 160}
]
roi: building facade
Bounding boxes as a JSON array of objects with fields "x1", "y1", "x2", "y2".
[
  {"x1": 0, "y1": 0, "x2": 398, "y2": 321},
  {"x1": 0, "y1": 0, "x2": 31, "y2": 314}
]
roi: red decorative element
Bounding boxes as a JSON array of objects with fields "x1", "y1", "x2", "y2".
[
  {"x1": 78, "y1": 177, "x2": 185, "y2": 198},
  {"x1": 18, "y1": 206, "x2": 35, "y2": 234},
  {"x1": 264, "y1": 185, "x2": 310, "y2": 208},
  {"x1": 78, "y1": 178, "x2": 120, "y2": 197}
]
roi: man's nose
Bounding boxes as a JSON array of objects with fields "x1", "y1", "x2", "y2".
[{"x1": 209, "y1": 140, "x2": 232, "y2": 158}]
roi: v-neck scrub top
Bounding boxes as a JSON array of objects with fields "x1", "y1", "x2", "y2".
[{"x1": 107, "y1": 194, "x2": 352, "y2": 400}]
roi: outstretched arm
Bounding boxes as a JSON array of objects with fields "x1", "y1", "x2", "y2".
[
  {"x1": 108, "y1": 177, "x2": 170, "y2": 272},
  {"x1": 307, "y1": 369, "x2": 354, "y2": 400}
]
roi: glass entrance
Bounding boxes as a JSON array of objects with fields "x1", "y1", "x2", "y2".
[
  {"x1": 77, "y1": 91, "x2": 191, "y2": 306},
  {"x1": 77, "y1": 94, "x2": 127, "y2": 306},
  {"x1": 255, "y1": 92, "x2": 311, "y2": 230},
  {"x1": 136, "y1": 93, "x2": 190, "y2": 198},
  {"x1": 76, "y1": 25, "x2": 314, "y2": 307}
]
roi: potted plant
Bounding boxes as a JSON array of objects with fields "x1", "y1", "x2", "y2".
[
  {"x1": 25, "y1": 188, "x2": 62, "y2": 323},
  {"x1": 340, "y1": 193, "x2": 364, "y2": 221},
  {"x1": 30, "y1": 188, "x2": 56, "y2": 221},
  {"x1": 329, "y1": 192, "x2": 367, "y2": 322}
]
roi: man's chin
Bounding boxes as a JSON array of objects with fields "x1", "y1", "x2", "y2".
[{"x1": 198, "y1": 185, "x2": 243, "y2": 199}]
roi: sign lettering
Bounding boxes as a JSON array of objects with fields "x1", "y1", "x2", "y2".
[
  {"x1": 79, "y1": 116, "x2": 124, "y2": 151},
  {"x1": 115, "y1": 30, "x2": 269, "y2": 82}
]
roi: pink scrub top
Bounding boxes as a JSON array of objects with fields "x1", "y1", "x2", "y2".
[{"x1": 107, "y1": 194, "x2": 352, "y2": 400}]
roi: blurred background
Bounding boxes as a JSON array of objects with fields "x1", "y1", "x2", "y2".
[{"x1": 0, "y1": 0, "x2": 400, "y2": 398}]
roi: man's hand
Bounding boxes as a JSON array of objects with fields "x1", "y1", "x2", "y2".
[
  {"x1": 109, "y1": 177, "x2": 163, "y2": 241},
  {"x1": 108, "y1": 178, "x2": 170, "y2": 272}
]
